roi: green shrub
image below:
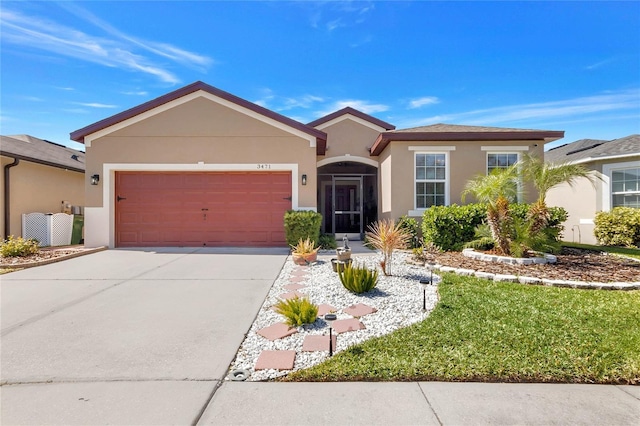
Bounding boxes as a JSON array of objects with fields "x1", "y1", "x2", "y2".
[
  {"x1": 397, "y1": 215, "x2": 421, "y2": 249},
  {"x1": 594, "y1": 207, "x2": 640, "y2": 248},
  {"x1": 421, "y1": 204, "x2": 487, "y2": 251},
  {"x1": 422, "y1": 203, "x2": 568, "y2": 252},
  {"x1": 0, "y1": 236, "x2": 40, "y2": 257},
  {"x1": 273, "y1": 296, "x2": 319, "y2": 327},
  {"x1": 284, "y1": 210, "x2": 322, "y2": 247},
  {"x1": 318, "y1": 233, "x2": 337, "y2": 250},
  {"x1": 338, "y1": 263, "x2": 379, "y2": 294}
]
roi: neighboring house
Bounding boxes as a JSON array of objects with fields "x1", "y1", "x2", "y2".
[
  {"x1": 546, "y1": 135, "x2": 640, "y2": 245},
  {"x1": 1, "y1": 135, "x2": 85, "y2": 239},
  {"x1": 71, "y1": 81, "x2": 563, "y2": 248}
]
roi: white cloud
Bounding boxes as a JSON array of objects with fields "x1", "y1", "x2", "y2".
[
  {"x1": 400, "y1": 89, "x2": 640, "y2": 128},
  {"x1": 72, "y1": 102, "x2": 118, "y2": 109},
  {"x1": 280, "y1": 95, "x2": 325, "y2": 111},
  {"x1": 0, "y1": 5, "x2": 212, "y2": 84},
  {"x1": 585, "y1": 57, "x2": 617, "y2": 70},
  {"x1": 317, "y1": 99, "x2": 389, "y2": 116},
  {"x1": 408, "y1": 96, "x2": 440, "y2": 109},
  {"x1": 121, "y1": 90, "x2": 149, "y2": 96}
]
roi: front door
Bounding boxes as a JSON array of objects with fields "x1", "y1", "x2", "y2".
[{"x1": 332, "y1": 177, "x2": 362, "y2": 238}]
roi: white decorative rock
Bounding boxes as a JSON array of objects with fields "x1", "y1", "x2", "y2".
[
  {"x1": 474, "y1": 271, "x2": 495, "y2": 280},
  {"x1": 518, "y1": 276, "x2": 542, "y2": 285},
  {"x1": 494, "y1": 274, "x2": 518, "y2": 283}
]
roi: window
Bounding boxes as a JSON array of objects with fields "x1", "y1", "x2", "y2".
[
  {"x1": 487, "y1": 153, "x2": 518, "y2": 173},
  {"x1": 487, "y1": 152, "x2": 521, "y2": 202},
  {"x1": 611, "y1": 167, "x2": 640, "y2": 208},
  {"x1": 415, "y1": 153, "x2": 446, "y2": 208}
]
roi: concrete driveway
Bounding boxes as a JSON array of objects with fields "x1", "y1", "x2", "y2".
[{"x1": 1, "y1": 247, "x2": 288, "y2": 425}]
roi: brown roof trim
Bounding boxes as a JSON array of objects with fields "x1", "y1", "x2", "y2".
[
  {"x1": 70, "y1": 81, "x2": 328, "y2": 155},
  {"x1": 1, "y1": 152, "x2": 84, "y2": 173},
  {"x1": 370, "y1": 130, "x2": 565, "y2": 156},
  {"x1": 307, "y1": 107, "x2": 396, "y2": 130}
]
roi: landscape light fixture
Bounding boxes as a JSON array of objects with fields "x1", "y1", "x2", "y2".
[
  {"x1": 90, "y1": 174, "x2": 100, "y2": 185},
  {"x1": 419, "y1": 264, "x2": 436, "y2": 311},
  {"x1": 302, "y1": 174, "x2": 307, "y2": 185},
  {"x1": 324, "y1": 313, "x2": 337, "y2": 356}
]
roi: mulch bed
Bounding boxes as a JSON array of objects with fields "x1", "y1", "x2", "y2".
[
  {"x1": 0, "y1": 247, "x2": 87, "y2": 267},
  {"x1": 427, "y1": 247, "x2": 640, "y2": 283}
]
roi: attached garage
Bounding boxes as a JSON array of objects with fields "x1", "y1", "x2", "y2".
[
  {"x1": 115, "y1": 171, "x2": 292, "y2": 247},
  {"x1": 71, "y1": 82, "x2": 325, "y2": 249}
]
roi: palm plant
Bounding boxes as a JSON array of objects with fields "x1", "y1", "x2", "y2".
[
  {"x1": 462, "y1": 167, "x2": 519, "y2": 256},
  {"x1": 519, "y1": 153, "x2": 599, "y2": 235},
  {"x1": 364, "y1": 219, "x2": 411, "y2": 276}
]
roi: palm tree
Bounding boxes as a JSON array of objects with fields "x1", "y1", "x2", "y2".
[
  {"x1": 462, "y1": 166, "x2": 519, "y2": 256},
  {"x1": 519, "y1": 153, "x2": 599, "y2": 235}
]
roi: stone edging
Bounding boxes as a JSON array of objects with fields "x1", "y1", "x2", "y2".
[
  {"x1": 0, "y1": 246, "x2": 108, "y2": 269},
  {"x1": 430, "y1": 264, "x2": 640, "y2": 290},
  {"x1": 462, "y1": 248, "x2": 557, "y2": 264}
]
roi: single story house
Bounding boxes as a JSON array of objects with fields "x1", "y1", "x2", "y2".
[
  {"x1": 546, "y1": 134, "x2": 640, "y2": 245},
  {"x1": 1, "y1": 135, "x2": 85, "y2": 239},
  {"x1": 71, "y1": 81, "x2": 563, "y2": 248}
]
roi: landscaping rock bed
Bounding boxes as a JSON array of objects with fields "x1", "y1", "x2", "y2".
[
  {"x1": 429, "y1": 247, "x2": 639, "y2": 283},
  {"x1": 229, "y1": 252, "x2": 439, "y2": 381}
]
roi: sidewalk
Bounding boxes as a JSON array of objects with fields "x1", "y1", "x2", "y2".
[{"x1": 199, "y1": 381, "x2": 639, "y2": 425}]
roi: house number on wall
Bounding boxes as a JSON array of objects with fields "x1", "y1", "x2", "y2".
[{"x1": 257, "y1": 164, "x2": 271, "y2": 170}]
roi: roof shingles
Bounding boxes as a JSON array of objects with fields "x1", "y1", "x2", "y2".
[
  {"x1": 1, "y1": 135, "x2": 85, "y2": 172},
  {"x1": 545, "y1": 135, "x2": 640, "y2": 164}
]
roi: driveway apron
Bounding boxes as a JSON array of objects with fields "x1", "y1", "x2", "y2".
[{"x1": 1, "y1": 247, "x2": 288, "y2": 425}]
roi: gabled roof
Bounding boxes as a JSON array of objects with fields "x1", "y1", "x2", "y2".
[
  {"x1": 1, "y1": 135, "x2": 85, "y2": 173},
  {"x1": 370, "y1": 123, "x2": 564, "y2": 156},
  {"x1": 307, "y1": 107, "x2": 396, "y2": 130},
  {"x1": 545, "y1": 135, "x2": 640, "y2": 164},
  {"x1": 70, "y1": 81, "x2": 328, "y2": 155}
]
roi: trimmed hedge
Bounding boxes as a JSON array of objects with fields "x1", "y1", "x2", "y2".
[
  {"x1": 284, "y1": 210, "x2": 323, "y2": 247},
  {"x1": 421, "y1": 203, "x2": 568, "y2": 251},
  {"x1": 594, "y1": 207, "x2": 640, "y2": 248},
  {"x1": 397, "y1": 215, "x2": 421, "y2": 249}
]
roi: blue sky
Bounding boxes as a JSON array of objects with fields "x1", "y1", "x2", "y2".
[{"x1": 1, "y1": 1, "x2": 639, "y2": 151}]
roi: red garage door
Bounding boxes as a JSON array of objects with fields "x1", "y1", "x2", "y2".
[{"x1": 115, "y1": 171, "x2": 292, "y2": 247}]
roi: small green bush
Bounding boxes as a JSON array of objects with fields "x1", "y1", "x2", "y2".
[
  {"x1": 421, "y1": 204, "x2": 487, "y2": 251},
  {"x1": 284, "y1": 210, "x2": 323, "y2": 247},
  {"x1": 422, "y1": 203, "x2": 568, "y2": 252},
  {"x1": 397, "y1": 215, "x2": 421, "y2": 249},
  {"x1": 0, "y1": 236, "x2": 40, "y2": 257},
  {"x1": 338, "y1": 263, "x2": 379, "y2": 294},
  {"x1": 273, "y1": 296, "x2": 319, "y2": 327},
  {"x1": 594, "y1": 207, "x2": 640, "y2": 248},
  {"x1": 318, "y1": 233, "x2": 337, "y2": 250}
]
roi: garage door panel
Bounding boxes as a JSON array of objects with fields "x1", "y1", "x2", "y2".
[{"x1": 116, "y1": 171, "x2": 292, "y2": 247}]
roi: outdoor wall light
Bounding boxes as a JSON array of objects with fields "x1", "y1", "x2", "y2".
[
  {"x1": 90, "y1": 174, "x2": 100, "y2": 185},
  {"x1": 302, "y1": 174, "x2": 307, "y2": 185},
  {"x1": 324, "y1": 313, "x2": 337, "y2": 356}
]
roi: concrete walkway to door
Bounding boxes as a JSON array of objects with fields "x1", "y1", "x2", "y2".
[{"x1": 1, "y1": 247, "x2": 288, "y2": 425}]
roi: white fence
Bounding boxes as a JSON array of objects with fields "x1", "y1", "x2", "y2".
[{"x1": 22, "y1": 213, "x2": 74, "y2": 246}]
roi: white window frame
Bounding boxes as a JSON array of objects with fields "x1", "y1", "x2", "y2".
[
  {"x1": 409, "y1": 151, "x2": 450, "y2": 216},
  {"x1": 485, "y1": 151, "x2": 523, "y2": 202},
  {"x1": 603, "y1": 160, "x2": 640, "y2": 210}
]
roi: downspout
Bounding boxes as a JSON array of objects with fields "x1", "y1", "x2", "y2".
[{"x1": 4, "y1": 158, "x2": 20, "y2": 238}]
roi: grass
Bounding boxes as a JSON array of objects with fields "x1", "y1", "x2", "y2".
[
  {"x1": 562, "y1": 242, "x2": 640, "y2": 261},
  {"x1": 284, "y1": 274, "x2": 640, "y2": 384}
]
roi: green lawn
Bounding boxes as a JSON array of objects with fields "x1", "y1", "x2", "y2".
[
  {"x1": 563, "y1": 242, "x2": 640, "y2": 261},
  {"x1": 284, "y1": 274, "x2": 640, "y2": 384}
]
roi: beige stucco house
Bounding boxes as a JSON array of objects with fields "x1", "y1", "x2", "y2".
[
  {"x1": 1, "y1": 135, "x2": 85, "y2": 239},
  {"x1": 71, "y1": 81, "x2": 563, "y2": 248},
  {"x1": 546, "y1": 135, "x2": 640, "y2": 245}
]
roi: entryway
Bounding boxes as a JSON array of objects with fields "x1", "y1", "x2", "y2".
[{"x1": 317, "y1": 161, "x2": 378, "y2": 240}]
